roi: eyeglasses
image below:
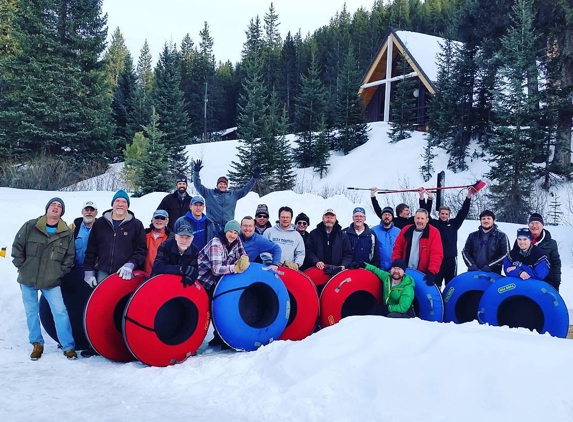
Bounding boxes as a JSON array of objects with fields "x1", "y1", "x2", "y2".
[
  {"x1": 154, "y1": 216, "x2": 167, "y2": 220},
  {"x1": 256, "y1": 214, "x2": 269, "y2": 218},
  {"x1": 296, "y1": 221, "x2": 308, "y2": 226}
]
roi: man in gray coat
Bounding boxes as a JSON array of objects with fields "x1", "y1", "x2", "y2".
[{"x1": 193, "y1": 159, "x2": 259, "y2": 232}]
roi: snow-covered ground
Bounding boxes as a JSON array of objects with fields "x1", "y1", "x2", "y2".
[{"x1": 1, "y1": 121, "x2": 572, "y2": 421}]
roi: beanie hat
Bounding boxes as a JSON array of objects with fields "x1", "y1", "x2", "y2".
[
  {"x1": 295, "y1": 212, "x2": 310, "y2": 225},
  {"x1": 479, "y1": 209, "x2": 495, "y2": 220},
  {"x1": 381, "y1": 206, "x2": 394, "y2": 217},
  {"x1": 516, "y1": 228, "x2": 532, "y2": 239},
  {"x1": 176, "y1": 174, "x2": 187, "y2": 184},
  {"x1": 45, "y1": 197, "x2": 65, "y2": 216},
  {"x1": 224, "y1": 220, "x2": 240, "y2": 233},
  {"x1": 255, "y1": 204, "x2": 269, "y2": 217},
  {"x1": 111, "y1": 189, "x2": 130, "y2": 207},
  {"x1": 390, "y1": 258, "x2": 407, "y2": 272},
  {"x1": 217, "y1": 176, "x2": 229, "y2": 186},
  {"x1": 528, "y1": 213, "x2": 544, "y2": 225}
]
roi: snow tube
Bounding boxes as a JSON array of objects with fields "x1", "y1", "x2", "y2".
[
  {"x1": 442, "y1": 271, "x2": 502, "y2": 323},
  {"x1": 212, "y1": 263, "x2": 290, "y2": 351},
  {"x1": 406, "y1": 269, "x2": 444, "y2": 322},
  {"x1": 122, "y1": 274, "x2": 210, "y2": 366},
  {"x1": 39, "y1": 269, "x2": 92, "y2": 350},
  {"x1": 303, "y1": 267, "x2": 331, "y2": 295},
  {"x1": 319, "y1": 269, "x2": 382, "y2": 327},
  {"x1": 477, "y1": 277, "x2": 569, "y2": 338},
  {"x1": 83, "y1": 271, "x2": 147, "y2": 362},
  {"x1": 276, "y1": 268, "x2": 319, "y2": 341}
]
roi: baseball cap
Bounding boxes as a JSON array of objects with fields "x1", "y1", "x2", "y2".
[
  {"x1": 191, "y1": 195, "x2": 205, "y2": 205},
  {"x1": 353, "y1": 207, "x2": 366, "y2": 215},
  {"x1": 323, "y1": 208, "x2": 336, "y2": 216},
  {"x1": 177, "y1": 225, "x2": 194, "y2": 236},
  {"x1": 153, "y1": 209, "x2": 169, "y2": 219},
  {"x1": 82, "y1": 201, "x2": 98, "y2": 210}
]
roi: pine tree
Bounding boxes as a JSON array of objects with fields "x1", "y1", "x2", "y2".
[
  {"x1": 228, "y1": 56, "x2": 268, "y2": 190},
  {"x1": 314, "y1": 119, "x2": 331, "y2": 178},
  {"x1": 486, "y1": 0, "x2": 541, "y2": 223},
  {"x1": 334, "y1": 44, "x2": 369, "y2": 154},
  {"x1": 272, "y1": 105, "x2": 296, "y2": 191},
  {"x1": 294, "y1": 51, "x2": 327, "y2": 168},
  {"x1": 133, "y1": 40, "x2": 154, "y2": 130},
  {"x1": 153, "y1": 43, "x2": 191, "y2": 176},
  {"x1": 0, "y1": 0, "x2": 20, "y2": 59},
  {"x1": 420, "y1": 137, "x2": 437, "y2": 182},
  {"x1": 387, "y1": 55, "x2": 417, "y2": 143},
  {"x1": 111, "y1": 53, "x2": 137, "y2": 152},
  {"x1": 103, "y1": 27, "x2": 129, "y2": 86},
  {"x1": 262, "y1": 3, "x2": 281, "y2": 91}
]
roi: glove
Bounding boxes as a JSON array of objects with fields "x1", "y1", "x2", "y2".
[
  {"x1": 425, "y1": 273, "x2": 435, "y2": 286},
  {"x1": 84, "y1": 271, "x2": 97, "y2": 288},
  {"x1": 253, "y1": 167, "x2": 261, "y2": 179},
  {"x1": 482, "y1": 265, "x2": 492, "y2": 272},
  {"x1": 349, "y1": 261, "x2": 366, "y2": 269},
  {"x1": 324, "y1": 266, "x2": 342, "y2": 276},
  {"x1": 117, "y1": 263, "x2": 135, "y2": 280},
  {"x1": 377, "y1": 304, "x2": 389, "y2": 316},
  {"x1": 283, "y1": 261, "x2": 298, "y2": 270},
  {"x1": 233, "y1": 255, "x2": 250, "y2": 274},
  {"x1": 194, "y1": 159, "x2": 203, "y2": 173},
  {"x1": 468, "y1": 264, "x2": 478, "y2": 272},
  {"x1": 180, "y1": 266, "x2": 198, "y2": 288}
]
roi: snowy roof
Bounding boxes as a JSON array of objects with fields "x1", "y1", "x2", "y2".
[
  {"x1": 393, "y1": 30, "x2": 446, "y2": 83},
  {"x1": 220, "y1": 127, "x2": 238, "y2": 137}
]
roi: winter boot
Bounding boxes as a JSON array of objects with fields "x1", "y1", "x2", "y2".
[
  {"x1": 30, "y1": 342, "x2": 44, "y2": 361},
  {"x1": 208, "y1": 331, "x2": 223, "y2": 347},
  {"x1": 80, "y1": 348, "x2": 99, "y2": 358},
  {"x1": 63, "y1": 349, "x2": 77, "y2": 360}
]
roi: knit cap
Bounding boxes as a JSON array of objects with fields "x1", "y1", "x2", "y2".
[{"x1": 45, "y1": 197, "x2": 65, "y2": 216}]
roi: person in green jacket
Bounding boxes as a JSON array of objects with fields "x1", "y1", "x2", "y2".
[
  {"x1": 12, "y1": 198, "x2": 77, "y2": 360},
  {"x1": 352, "y1": 258, "x2": 415, "y2": 318}
]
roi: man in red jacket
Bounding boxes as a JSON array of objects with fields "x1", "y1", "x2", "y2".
[{"x1": 392, "y1": 208, "x2": 443, "y2": 286}]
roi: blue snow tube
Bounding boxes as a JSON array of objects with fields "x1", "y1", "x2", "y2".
[
  {"x1": 477, "y1": 277, "x2": 569, "y2": 338},
  {"x1": 406, "y1": 269, "x2": 444, "y2": 322},
  {"x1": 212, "y1": 263, "x2": 290, "y2": 351},
  {"x1": 443, "y1": 271, "x2": 502, "y2": 324}
]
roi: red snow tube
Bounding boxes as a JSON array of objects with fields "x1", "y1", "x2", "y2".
[
  {"x1": 122, "y1": 274, "x2": 210, "y2": 367},
  {"x1": 319, "y1": 269, "x2": 382, "y2": 327},
  {"x1": 276, "y1": 268, "x2": 319, "y2": 341},
  {"x1": 83, "y1": 271, "x2": 147, "y2": 362},
  {"x1": 303, "y1": 267, "x2": 331, "y2": 294}
]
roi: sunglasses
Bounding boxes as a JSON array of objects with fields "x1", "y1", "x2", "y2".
[
  {"x1": 296, "y1": 221, "x2": 308, "y2": 226},
  {"x1": 154, "y1": 216, "x2": 167, "y2": 220},
  {"x1": 256, "y1": 214, "x2": 269, "y2": 218}
]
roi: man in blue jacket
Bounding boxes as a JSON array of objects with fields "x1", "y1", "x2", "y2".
[
  {"x1": 193, "y1": 159, "x2": 259, "y2": 232},
  {"x1": 239, "y1": 217, "x2": 281, "y2": 270},
  {"x1": 174, "y1": 195, "x2": 217, "y2": 252},
  {"x1": 371, "y1": 206, "x2": 401, "y2": 271}
]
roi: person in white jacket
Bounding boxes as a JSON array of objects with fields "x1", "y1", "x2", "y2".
[{"x1": 263, "y1": 206, "x2": 305, "y2": 270}]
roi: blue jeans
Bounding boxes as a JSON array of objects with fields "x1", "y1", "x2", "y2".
[{"x1": 20, "y1": 284, "x2": 75, "y2": 351}]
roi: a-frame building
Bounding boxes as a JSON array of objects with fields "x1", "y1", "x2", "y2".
[{"x1": 359, "y1": 29, "x2": 446, "y2": 129}]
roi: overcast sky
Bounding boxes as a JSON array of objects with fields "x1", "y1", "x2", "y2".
[{"x1": 102, "y1": 0, "x2": 375, "y2": 64}]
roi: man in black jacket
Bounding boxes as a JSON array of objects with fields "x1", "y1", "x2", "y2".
[
  {"x1": 84, "y1": 190, "x2": 147, "y2": 286},
  {"x1": 462, "y1": 210, "x2": 509, "y2": 275},
  {"x1": 152, "y1": 225, "x2": 199, "y2": 285},
  {"x1": 305, "y1": 209, "x2": 353, "y2": 272},
  {"x1": 371, "y1": 187, "x2": 432, "y2": 229},
  {"x1": 156, "y1": 174, "x2": 191, "y2": 231},
  {"x1": 430, "y1": 187, "x2": 475, "y2": 286},
  {"x1": 527, "y1": 213, "x2": 561, "y2": 291}
]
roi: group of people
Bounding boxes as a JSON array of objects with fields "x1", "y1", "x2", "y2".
[{"x1": 12, "y1": 160, "x2": 562, "y2": 359}]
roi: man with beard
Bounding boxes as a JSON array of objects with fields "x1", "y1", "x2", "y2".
[
  {"x1": 354, "y1": 258, "x2": 415, "y2": 318},
  {"x1": 392, "y1": 208, "x2": 443, "y2": 286},
  {"x1": 143, "y1": 210, "x2": 171, "y2": 276},
  {"x1": 70, "y1": 201, "x2": 98, "y2": 269},
  {"x1": 156, "y1": 175, "x2": 191, "y2": 231},
  {"x1": 305, "y1": 209, "x2": 353, "y2": 272},
  {"x1": 462, "y1": 210, "x2": 509, "y2": 275},
  {"x1": 371, "y1": 206, "x2": 400, "y2": 271},
  {"x1": 526, "y1": 213, "x2": 561, "y2": 291},
  {"x1": 343, "y1": 207, "x2": 380, "y2": 268}
]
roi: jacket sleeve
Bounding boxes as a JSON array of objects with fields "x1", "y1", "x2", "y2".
[
  {"x1": 152, "y1": 242, "x2": 181, "y2": 275},
  {"x1": 233, "y1": 176, "x2": 256, "y2": 200},
  {"x1": 487, "y1": 232, "x2": 510, "y2": 268},
  {"x1": 370, "y1": 234, "x2": 381, "y2": 267},
  {"x1": 61, "y1": 231, "x2": 75, "y2": 274},
  {"x1": 83, "y1": 220, "x2": 100, "y2": 271},
  {"x1": 340, "y1": 233, "x2": 354, "y2": 268},
  {"x1": 364, "y1": 263, "x2": 390, "y2": 280},
  {"x1": 428, "y1": 229, "x2": 444, "y2": 275},
  {"x1": 420, "y1": 198, "x2": 432, "y2": 213},
  {"x1": 452, "y1": 197, "x2": 471, "y2": 229},
  {"x1": 462, "y1": 234, "x2": 475, "y2": 267},
  {"x1": 531, "y1": 257, "x2": 550, "y2": 280},
  {"x1": 258, "y1": 235, "x2": 282, "y2": 266},
  {"x1": 371, "y1": 196, "x2": 383, "y2": 219},
  {"x1": 193, "y1": 171, "x2": 209, "y2": 197},
  {"x1": 293, "y1": 235, "x2": 306, "y2": 267},
  {"x1": 391, "y1": 230, "x2": 406, "y2": 262},
  {"x1": 207, "y1": 240, "x2": 234, "y2": 276},
  {"x1": 548, "y1": 240, "x2": 561, "y2": 285},
  {"x1": 156, "y1": 195, "x2": 169, "y2": 212},
  {"x1": 11, "y1": 222, "x2": 29, "y2": 268},
  {"x1": 305, "y1": 232, "x2": 321, "y2": 266},
  {"x1": 503, "y1": 256, "x2": 520, "y2": 277},
  {"x1": 129, "y1": 221, "x2": 148, "y2": 268}
]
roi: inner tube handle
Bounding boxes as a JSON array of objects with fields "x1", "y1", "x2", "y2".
[
  {"x1": 540, "y1": 287, "x2": 559, "y2": 307},
  {"x1": 474, "y1": 273, "x2": 497, "y2": 283},
  {"x1": 477, "y1": 308, "x2": 485, "y2": 324},
  {"x1": 426, "y1": 293, "x2": 434, "y2": 316},
  {"x1": 334, "y1": 277, "x2": 352, "y2": 293}
]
